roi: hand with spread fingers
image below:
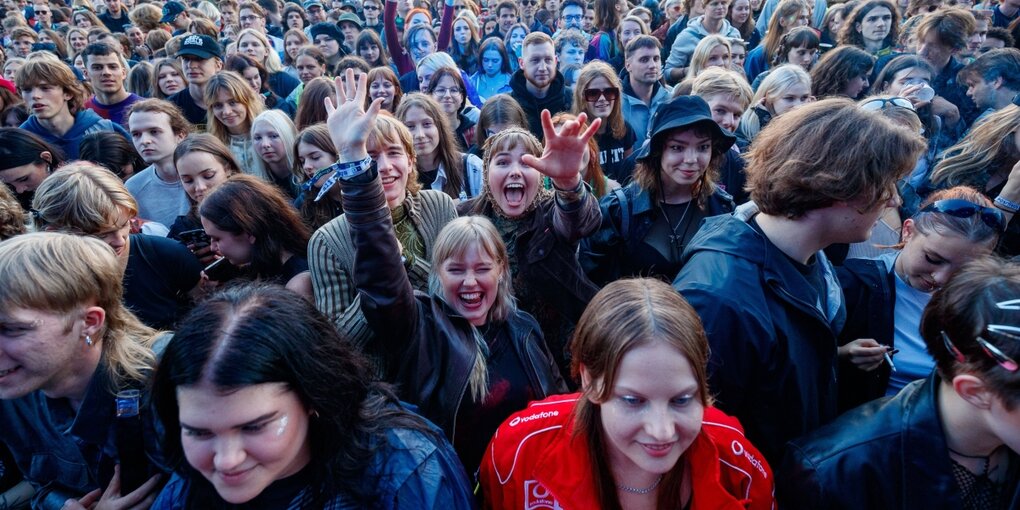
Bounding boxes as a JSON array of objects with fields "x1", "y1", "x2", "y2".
[
  {"x1": 325, "y1": 68, "x2": 385, "y2": 163},
  {"x1": 522, "y1": 109, "x2": 602, "y2": 191}
]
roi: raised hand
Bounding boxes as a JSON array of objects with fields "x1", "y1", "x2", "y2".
[
  {"x1": 325, "y1": 68, "x2": 385, "y2": 162},
  {"x1": 522, "y1": 110, "x2": 602, "y2": 190}
]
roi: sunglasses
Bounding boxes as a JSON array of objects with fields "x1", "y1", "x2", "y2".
[
  {"x1": 920, "y1": 198, "x2": 1007, "y2": 233},
  {"x1": 522, "y1": 0, "x2": 538, "y2": 4},
  {"x1": 584, "y1": 86, "x2": 619, "y2": 102},
  {"x1": 860, "y1": 96, "x2": 914, "y2": 112}
]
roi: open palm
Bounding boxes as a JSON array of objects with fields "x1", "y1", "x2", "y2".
[
  {"x1": 325, "y1": 69, "x2": 384, "y2": 162},
  {"x1": 522, "y1": 110, "x2": 602, "y2": 189}
]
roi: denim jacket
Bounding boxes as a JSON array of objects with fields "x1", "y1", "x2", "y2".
[{"x1": 0, "y1": 363, "x2": 163, "y2": 510}]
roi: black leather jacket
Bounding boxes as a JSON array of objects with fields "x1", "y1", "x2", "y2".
[
  {"x1": 779, "y1": 373, "x2": 1020, "y2": 509},
  {"x1": 342, "y1": 165, "x2": 567, "y2": 440}
]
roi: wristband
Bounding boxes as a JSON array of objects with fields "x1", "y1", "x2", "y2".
[
  {"x1": 994, "y1": 195, "x2": 1020, "y2": 213},
  {"x1": 314, "y1": 156, "x2": 373, "y2": 202}
]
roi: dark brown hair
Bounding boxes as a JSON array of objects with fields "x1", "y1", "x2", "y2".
[{"x1": 199, "y1": 174, "x2": 311, "y2": 279}]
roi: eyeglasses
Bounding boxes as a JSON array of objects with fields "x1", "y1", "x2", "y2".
[
  {"x1": 239, "y1": 14, "x2": 263, "y2": 22},
  {"x1": 563, "y1": 14, "x2": 582, "y2": 22},
  {"x1": 584, "y1": 87, "x2": 619, "y2": 102},
  {"x1": 522, "y1": 0, "x2": 538, "y2": 5},
  {"x1": 919, "y1": 198, "x2": 1007, "y2": 233},
  {"x1": 860, "y1": 96, "x2": 914, "y2": 112},
  {"x1": 363, "y1": 3, "x2": 379, "y2": 9},
  {"x1": 433, "y1": 87, "x2": 462, "y2": 96}
]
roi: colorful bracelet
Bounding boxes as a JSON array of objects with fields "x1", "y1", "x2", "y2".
[
  {"x1": 994, "y1": 195, "x2": 1020, "y2": 213},
  {"x1": 314, "y1": 157, "x2": 374, "y2": 202}
]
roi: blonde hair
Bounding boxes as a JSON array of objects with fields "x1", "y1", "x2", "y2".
[
  {"x1": 0, "y1": 232, "x2": 158, "y2": 387},
  {"x1": 427, "y1": 215, "x2": 516, "y2": 400},
  {"x1": 738, "y1": 64, "x2": 811, "y2": 140},
  {"x1": 204, "y1": 71, "x2": 266, "y2": 148},
  {"x1": 237, "y1": 28, "x2": 284, "y2": 72},
  {"x1": 931, "y1": 105, "x2": 1020, "y2": 188},
  {"x1": 250, "y1": 110, "x2": 299, "y2": 187},
  {"x1": 691, "y1": 66, "x2": 752, "y2": 109},
  {"x1": 688, "y1": 34, "x2": 732, "y2": 79},
  {"x1": 31, "y1": 162, "x2": 138, "y2": 234},
  {"x1": 572, "y1": 60, "x2": 626, "y2": 139}
]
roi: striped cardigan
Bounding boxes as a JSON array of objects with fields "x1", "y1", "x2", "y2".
[{"x1": 309, "y1": 189, "x2": 458, "y2": 376}]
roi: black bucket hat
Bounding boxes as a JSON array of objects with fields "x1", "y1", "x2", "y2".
[{"x1": 633, "y1": 95, "x2": 736, "y2": 161}]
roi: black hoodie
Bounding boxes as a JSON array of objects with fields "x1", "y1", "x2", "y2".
[{"x1": 509, "y1": 69, "x2": 573, "y2": 140}]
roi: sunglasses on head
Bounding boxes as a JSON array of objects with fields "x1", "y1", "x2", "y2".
[
  {"x1": 584, "y1": 86, "x2": 619, "y2": 102},
  {"x1": 860, "y1": 96, "x2": 914, "y2": 112},
  {"x1": 919, "y1": 198, "x2": 1007, "y2": 233}
]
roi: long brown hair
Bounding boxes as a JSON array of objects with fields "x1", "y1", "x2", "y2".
[
  {"x1": 199, "y1": 174, "x2": 311, "y2": 279},
  {"x1": 365, "y1": 66, "x2": 403, "y2": 112},
  {"x1": 294, "y1": 77, "x2": 336, "y2": 130},
  {"x1": 633, "y1": 123, "x2": 725, "y2": 207},
  {"x1": 571, "y1": 278, "x2": 712, "y2": 510},
  {"x1": 396, "y1": 93, "x2": 466, "y2": 199},
  {"x1": 572, "y1": 61, "x2": 627, "y2": 139},
  {"x1": 294, "y1": 124, "x2": 343, "y2": 230},
  {"x1": 173, "y1": 133, "x2": 242, "y2": 222}
]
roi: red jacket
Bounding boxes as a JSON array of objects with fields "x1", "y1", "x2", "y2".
[{"x1": 479, "y1": 394, "x2": 775, "y2": 510}]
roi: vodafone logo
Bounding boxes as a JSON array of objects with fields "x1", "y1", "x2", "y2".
[{"x1": 509, "y1": 410, "x2": 559, "y2": 427}]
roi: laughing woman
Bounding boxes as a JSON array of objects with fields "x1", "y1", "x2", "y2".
[
  {"x1": 320, "y1": 71, "x2": 567, "y2": 472},
  {"x1": 459, "y1": 114, "x2": 604, "y2": 381}
]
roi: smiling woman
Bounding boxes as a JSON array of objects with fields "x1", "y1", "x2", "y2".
[
  {"x1": 315, "y1": 71, "x2": 567, "y2": 472},
  {"x1": 149, "y1": 283, "x2": 476, "y2": 509},
  {"x1": 479, "y1": 278, "x2": 775, "y2": 510}
]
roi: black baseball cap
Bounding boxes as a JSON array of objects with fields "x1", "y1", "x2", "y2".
[
  {"x1": 633, "y1": 95, "x2": 736, "y2": 161},
  {"x1": 160, "y1": 1, "x2": 186, "y2": 23},
  {"x1": 176, "y1": 34, "x2": 222, "y2": 60}
]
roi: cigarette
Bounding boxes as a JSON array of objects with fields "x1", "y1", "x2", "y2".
[{"x1": 884, "y1": 351, "x2": 897, "y2": 372}]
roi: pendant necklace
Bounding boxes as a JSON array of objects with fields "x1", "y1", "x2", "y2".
[{"x1": 660, "y1": 199, "x2": 693, "y2": 261}]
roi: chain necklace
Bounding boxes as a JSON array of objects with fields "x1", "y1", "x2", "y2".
[
  {"x1": 616, "y1": 474, "x2": 664, "y2": 495},
  {"x1": 659, "y1": 199, "x2": 694, "y2": 261}
]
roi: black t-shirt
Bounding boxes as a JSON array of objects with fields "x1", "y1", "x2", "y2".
[
  {"x1": 124, "y1": 234, "x2": 203, "y2": 329},
  {"x1": 596, "y1": 125, "x2": 637, "y2": 183},
  {"x1": 99, "y1": 11, "x2": 130, "y2": 32},
  {"x1": 167, "y1": 89, "x2": 207, "y2": 130},
  {"x1": 453, "y1": 321, "x2": 536, "y2": 473},
  {"x1": 279, "y1": 255, "x2": 309, "y2": 283}
]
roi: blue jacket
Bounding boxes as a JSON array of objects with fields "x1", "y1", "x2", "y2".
[
  {"x1": 0, "y1": 363, "x2": 163, "y2": 510},
  {"x1": 20, "y1": 109, "x2": 130, "y2": 159},
  {"x1": 672, "y1": 202, "x2": 845, "y2": 463},
  {"x1": 620, "y1": 76, "x2": 673, "y2": 146},
  {"x1": 151, "y1": 408, "x2": 477, "y2": 509}
]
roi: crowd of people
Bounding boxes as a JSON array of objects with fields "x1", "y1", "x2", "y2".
[{"x1": 0, "y1": 0, "x2": 1019, "y2": 507}]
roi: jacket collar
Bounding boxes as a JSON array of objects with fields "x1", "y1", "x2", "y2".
[
  {"x1": 46, "y1": 362, "x2": 117, "y2": 446},
  {"x1": 901, "y1": 374, "x2": 961, "y2": 506}
]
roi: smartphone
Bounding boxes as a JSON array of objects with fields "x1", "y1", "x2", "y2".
[
  {"x1": 177, "y1": 228, "x2": 210, "y2": 248},
  {"x1": 203, "y1": 257, "x2": 235, "y2": 282}
]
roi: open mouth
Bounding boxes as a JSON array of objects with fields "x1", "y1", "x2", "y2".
[
  {"x1": 640, "y1": 442, "x2": 676, "y2": 457},
  {"x1": 381, "y1": 174, "x2": 398, "y2": 187},
  {"x1": 503, "y1": 182, "x2": 526, "y2": 206}
]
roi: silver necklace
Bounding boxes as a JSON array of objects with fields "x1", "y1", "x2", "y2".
[
  {"x1": 616, "y1": 474, "x2": 664, "y2": 495},
  {"x1": 659, "y1": 200, "x2": 693, "y2": 260}
]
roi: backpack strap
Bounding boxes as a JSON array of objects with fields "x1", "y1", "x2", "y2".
[{"x1": 612, "y1": 186, "x2": 631, "y2": 241}]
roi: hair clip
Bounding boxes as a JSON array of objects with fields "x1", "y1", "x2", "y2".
[
  {"x1": 975, "y1": 336, "x2": 1019, "y2": 372},
  {"x1": 995, "y1": 299, "x2": 1020, "y2": 311},
  {"x1": 941, "y1": 330, "x2": 967, "y2": 363}
]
